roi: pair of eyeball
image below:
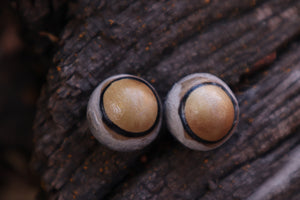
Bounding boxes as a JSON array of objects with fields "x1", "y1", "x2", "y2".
[{"x1": 87, "y1": 73, "x2": 239, "y2": 152}]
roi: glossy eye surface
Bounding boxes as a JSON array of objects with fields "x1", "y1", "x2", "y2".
[
  {"x1": 165, "y1": 73, "x2": 239, "y2": 151},
  {"x1": 87, "y1": 74, "x2": 162, "y2": 151}
]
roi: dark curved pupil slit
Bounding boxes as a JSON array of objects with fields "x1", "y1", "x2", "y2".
[
  {"x1": 178, "y1": 82, "x2": 238, "y2": 144},
  {"x1": 99, "y1": 76, "x2": 160, "y2": 138}
]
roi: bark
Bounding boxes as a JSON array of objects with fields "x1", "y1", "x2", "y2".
[{"x1": 28, "y1": 0, "x2": 300, "y2": 199}]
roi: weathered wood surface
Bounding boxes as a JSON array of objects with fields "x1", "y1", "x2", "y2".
[{"x1": 28, "y1": 0, "x2": 300, "y2": 199}]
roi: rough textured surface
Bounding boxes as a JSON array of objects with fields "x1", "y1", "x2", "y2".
[{"x1": 29, "y1": 0, "x2": 300, "y2": 199}]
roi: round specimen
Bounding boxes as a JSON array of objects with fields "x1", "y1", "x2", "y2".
[
  {"x1": 102, "y1": 78, "x2": 158, "y2": 133},
  {"x1": 87, "y1": 74, "x2": 162, "y2": 152},
  {"x1": 165, "y1": 73, "x2": 239, "y2": 151},
  {"x1": 184, "y1": 85, "x2": 235, "y2": 142}
]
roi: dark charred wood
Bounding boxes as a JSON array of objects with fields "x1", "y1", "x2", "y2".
[{"x1": 29, "y1": 0, "x2": 300, "y2": 199}]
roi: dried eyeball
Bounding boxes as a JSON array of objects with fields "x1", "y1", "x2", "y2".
[
  {"x1": 165, "y1": 73, "x2": 239, "y2": 151},
  {"x1": 87, "y1": 74, "x2": 162, "y2": 151}
]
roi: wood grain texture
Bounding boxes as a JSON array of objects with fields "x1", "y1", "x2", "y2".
[{"x1": 29, "y1": 0, "x2": 300, "y2": 199}]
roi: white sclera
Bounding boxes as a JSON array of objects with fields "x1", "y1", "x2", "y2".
[
  {"x1": 87, "y1": 74, "x2": 162, "y2": 152},
  {"x1": 165, "y1": 73, "x2": 239, "y2": 151}
]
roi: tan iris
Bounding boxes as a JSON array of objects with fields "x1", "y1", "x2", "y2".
[
  {"x1": 103, "y1": 79, "x2": 158, "y2": 133},
  {"x1": 184, "y1": 85, "x2": 235, "y2": 142}
]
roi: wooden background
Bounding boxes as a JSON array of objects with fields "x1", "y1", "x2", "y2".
[{"x1": 16, "y1": 0, "x2": 300, "y2": 199}]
